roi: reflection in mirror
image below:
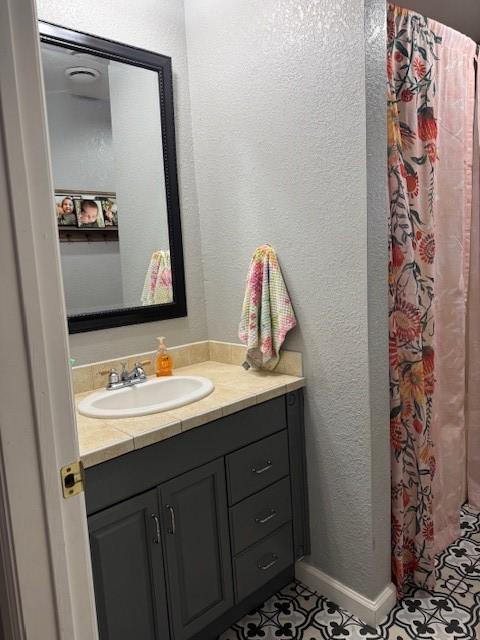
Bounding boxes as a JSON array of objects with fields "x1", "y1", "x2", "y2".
[{"x1": 41, "y1": 42, "x2": 173, "y2": 315}]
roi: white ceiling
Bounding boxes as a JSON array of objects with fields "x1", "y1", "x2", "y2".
[
  {"x1": 399, "y1": 0, "x2": 480, "y2": 42},
  {"x1": 40, "y1": 43, "x2": 110, "y2": 100}
]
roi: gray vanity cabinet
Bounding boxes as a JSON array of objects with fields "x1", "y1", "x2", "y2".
[
  {"x1": 159, "y1": 459, "x2": 234, "y2": 640},
  {"x1": 86, "y1": 391, "x2": 309, "y2": 640},
  {"x1": 88, "y1": 489, "x2": 170, "y2": 640}
]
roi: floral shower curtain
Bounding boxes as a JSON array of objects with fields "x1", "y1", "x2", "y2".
[
  {"x1": 388, "y1": 4, "x2": 478, "y2": 594},
  {"x1": 387, "y1": 5, "x2": 439, "y2": 593}
]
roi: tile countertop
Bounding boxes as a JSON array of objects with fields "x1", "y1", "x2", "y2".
[{"x1": 76, "y1": 360, "x2": 305, "y2": 468}]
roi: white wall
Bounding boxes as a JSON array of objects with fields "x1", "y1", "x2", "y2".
[
  {"x1": 60, "y1": 242, "x2": 123, "y2": 315},
  {"x1": 46, "y1": 91, "x2": 115, "y2": 192},
  {"x1": 45, "y1": 90, "x2": 125, "y2": 314},
  {"x1": 364, "y1": 0, "x2": 391, "y2": 600},
  {"x1": 37, "y1": 0, "x2": 208, "y2": 363},
  {"x1": 109, "y1": 62, "x2": 171, "y2": 307},
  {"x1": 184, "y1": 0, "x2": 390, "y2": 601}
]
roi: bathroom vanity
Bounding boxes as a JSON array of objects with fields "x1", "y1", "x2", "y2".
[{"x1": 83, "y1": 379, "x2": 308, "y2": 640}]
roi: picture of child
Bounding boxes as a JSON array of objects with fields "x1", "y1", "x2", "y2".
[
  {"x1": 76, "y1": 199, "x2": 105, "y2": 228},
  {"x1": 101, "y1": 198, "x2": 118, "y2": 226},
  {"x1": 55, "y1": 195, "x2": 77, "y2": 226}
]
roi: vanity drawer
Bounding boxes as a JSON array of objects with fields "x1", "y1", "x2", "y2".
[
  {"x1": 230, "y1": 477, "x2": 292, "y2": 555},
  {"x1": 234, "y1": 523, "x2": 293, "y2": 602},
  {"x1": 226, "y1": 431, "x2": 289, "y2": 505}
]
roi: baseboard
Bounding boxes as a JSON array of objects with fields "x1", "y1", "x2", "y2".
[{"x1": 295, "y1": 560, "x2": 397, "y2": 627}]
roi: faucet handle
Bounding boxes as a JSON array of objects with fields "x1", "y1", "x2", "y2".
[
  {"x1": 101, "y1": 368, "x2": 120, "y2": 389},
  {"x1": 133, "y1": 361, "x2": 148, "y2": 379},
  {"x1": 99, "y1": 367, "x2": 118, "y2": 377},
  {"x1": 120, "y1": 361, "x2": 129, "y2": 380}
]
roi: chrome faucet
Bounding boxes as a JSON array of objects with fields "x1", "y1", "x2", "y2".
[{"x1": 102, "y1": 360, "x2": 150, "y2": 390}]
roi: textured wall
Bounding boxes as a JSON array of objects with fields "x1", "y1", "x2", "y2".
[
  {"x1": 45, "y1": 91, "x2": 115, "y2": 192},
  {"x1": 364, "y1": 0, "x2": 391, "y2": 597},
  {"x1": 60, "y1": 243, "x2": 123, "y2": 315},
  {"x1": 37, "y1": 0, "x2": 208, "y2": 363},
  {"x1": 184, "y1": 0, "x2": 390, "y2": 599}
]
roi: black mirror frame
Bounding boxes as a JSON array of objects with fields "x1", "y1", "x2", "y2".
[{"x1": 39, "y1": 21, "x2": 187, "y2": 333}]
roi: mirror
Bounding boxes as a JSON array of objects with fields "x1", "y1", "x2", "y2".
[{"x1": 39, "y1": 22, "x2": 186, "y2": 333}]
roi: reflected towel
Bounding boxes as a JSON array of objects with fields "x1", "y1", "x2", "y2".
[
  {"x1": 239, "y1": 244, "x2": 296, "y2": 370},
  {"x1": 141, "y1": 250, "x2": 173, "y2": 305}
]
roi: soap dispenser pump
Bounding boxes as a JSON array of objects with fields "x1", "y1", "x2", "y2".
[{"x1": 155, "y1": 336, "x2": 173, "y2": 377}]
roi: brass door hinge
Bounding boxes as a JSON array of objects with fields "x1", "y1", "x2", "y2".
[{"x1": 60, "y1": 461, "x2": 85, "y2": 498}]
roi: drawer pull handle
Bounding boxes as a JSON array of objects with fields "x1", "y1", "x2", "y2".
[
  {"x1": 151, "y1": 514, "x2": 161, "y2": 544},
  {"x1": 166, "y1": 504, "x2": 176, "y2": 535},
  {"x1": 251, "y1": 460, "x2": 273, "y2": 475},
  {"x1": 255, "y1": 509, "x2": 277, "y2": 525},
  {"x1": 257, "y1": 554, "x2": 279, "y2": 571}
]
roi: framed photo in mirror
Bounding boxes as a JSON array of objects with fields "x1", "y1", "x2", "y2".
[{"x1": 55, "y1": 194, "x2": 78, "y2": 227}]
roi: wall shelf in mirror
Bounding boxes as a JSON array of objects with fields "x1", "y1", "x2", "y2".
[
  {"x1": 59, "y1": 227, "x2": 119, "y2": 243},
  {"x1": 56, "y1": 189, "x2": 119, "y2": 242},
  {"x1": 40, "y1": 21, "x2": 187, "y2": 333}
]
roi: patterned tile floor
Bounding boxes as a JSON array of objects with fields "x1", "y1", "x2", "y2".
[{"x1": 220, "y1": 506, "x2": 480, "y2": 639}]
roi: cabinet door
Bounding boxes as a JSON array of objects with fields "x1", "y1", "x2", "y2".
[
  {"x1": 160, "y1": 458, "x2": 233, "y2": 640},
  {"x1": 88, "y1": 489, "x2": 169, "y2": 640}
]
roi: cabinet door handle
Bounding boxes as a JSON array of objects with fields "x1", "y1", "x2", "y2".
[
  {"x1": 251, "y1": 460, "x2": 272, "y2": 475},
  {"x1": 166, "y1": 504, "x2": 176, "y2": 535},
  {"x1": 151, "y1": 514, "x2": 161, "y2": 544},
  {"x1": 255, "y1": 509, "x2": 277, "y2": 525},
  {"x1": 257, "y1": 553, "x2": 279, "y2": 571}
]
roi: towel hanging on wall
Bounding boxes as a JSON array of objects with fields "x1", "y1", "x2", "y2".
[
  {"x1": 239, "y1": 244, "x2": 296, "y2": 370},
  {"x1": 141, "y1": 250, "x2": 173, "y2": 305}
]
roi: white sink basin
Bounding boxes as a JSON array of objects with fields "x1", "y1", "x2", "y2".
[{"x1": 77, "y1": 376, "x2": 214, "y2": 419}]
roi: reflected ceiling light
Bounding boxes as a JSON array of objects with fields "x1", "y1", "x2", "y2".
[{"x1": 64, "y1": 66, "x2": 100, "y2": 83}]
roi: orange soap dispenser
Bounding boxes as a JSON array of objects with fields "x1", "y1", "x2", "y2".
[{"x1": 155, "y1": 336, "x2": 173, "y2": 376}]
